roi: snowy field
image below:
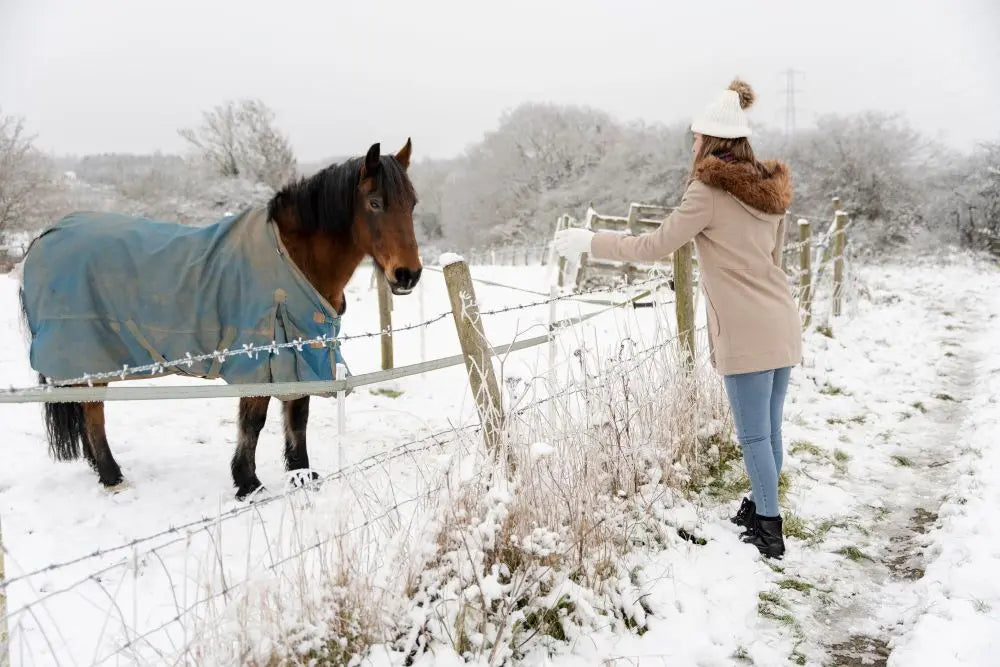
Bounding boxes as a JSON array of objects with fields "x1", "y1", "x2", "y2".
[{"x1": 1, "y1": 253, "x2": 999, "y2": 666}]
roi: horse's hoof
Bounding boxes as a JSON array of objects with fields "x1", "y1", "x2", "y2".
[
  {"x1": 287, "y1": 469, "x2": 321, "y2": 490},
  {"x1": 235, "y1": 481, "x2": 265, "y2": 502},
  {"x1": 102, "y1": 478, "x2": 130, "y2": 494}
]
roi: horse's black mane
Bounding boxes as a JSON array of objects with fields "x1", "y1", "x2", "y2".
[{"x1": 267, "y1": 154, "x2": 416, "y2": 234}]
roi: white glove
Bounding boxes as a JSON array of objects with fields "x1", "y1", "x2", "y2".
[{"x1": 553, "y1": 228, "x2": 595, "y2": 257}]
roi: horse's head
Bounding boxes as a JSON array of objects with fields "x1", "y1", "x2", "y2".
[{"x1": 353, "y1": 140, "x2": 422, "y2": 295}]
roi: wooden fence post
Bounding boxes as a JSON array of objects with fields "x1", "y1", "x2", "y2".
[
  {"x1": 377, "y1": 272, "x2": 393, "y2": 370},
  {"x1": 574, "y1": 214, "x2": 591, "y2": 291},
  {"x1": 1, "y1": 513, "x2": 9, "y2": 667},
  {"x1": 673, "y1": 242, "x2": 696, "y2": 364},
  {"x1": 832, "y1": 210, "x2": 848, "y2": 317},
  {"x1": 780, "y1": 215, "x2": 790, "y2": 274},
  {"x1": 443, "y1": 258, "x2": 505, "y2": 456},
  {"x1": 798, "y1": 219, "x2": 812, "y2": 328},
  {"x1": 553, "y1": 215, "x2": 569, "y2": 289},
  {"x1": 627, "y1": 203, "x2": 640, "y2": 235}
]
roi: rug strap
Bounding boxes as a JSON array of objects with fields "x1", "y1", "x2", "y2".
[
  {"x1": 206, "y1": 326, "x2": 238, "y2": 379},
  {"x1": 124, "y1": 319, "x2": 174, "y2": 374}
]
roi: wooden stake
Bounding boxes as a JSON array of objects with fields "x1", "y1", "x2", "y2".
[
  {"x1": 832, "y1": 211, "x2": 847, "y2": 317},
  {"x1": 377, "y1": 271, "x2": 393, "y2": 370},
  {"x1": 442, "y1": 259, "x2": 505, "y2": 455},
  {"x1": 798, "y1": 219, "x2": 813, "y2": 328},
  {"x1": 673, "y1": 241, "x2": 696, "y2": 365},
  {"x1": 627, "y1": 203, "x2": 640, "y2": 235}
]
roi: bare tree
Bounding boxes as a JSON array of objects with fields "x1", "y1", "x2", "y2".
[
  {"x1": 179, "y1": 99, "x2": 297, "y2": 190},
  {"x1": 0, "y1": 110, "x2": 59, "y2": 233}
]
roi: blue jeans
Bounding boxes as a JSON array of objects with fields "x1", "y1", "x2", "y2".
[{"x1": 722, "y1": 367, "x2": 792, "y2": 518}]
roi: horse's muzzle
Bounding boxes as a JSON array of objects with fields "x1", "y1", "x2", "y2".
[{"x1": 390, "y1": 267, "x2": 422, "y2": 295}]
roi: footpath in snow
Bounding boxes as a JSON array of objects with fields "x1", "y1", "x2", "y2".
[{"x1": 737, "y1": 255, "x2": 1000, "y2": 666}]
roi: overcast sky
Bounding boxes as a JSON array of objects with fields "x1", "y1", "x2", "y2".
[{"x1": 1, "y1": 0, "x2": 997, "y2": 163}]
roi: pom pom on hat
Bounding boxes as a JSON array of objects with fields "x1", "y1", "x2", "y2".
[{"x1": 728, "y1": 78, "x2": 755, "y2": 110}]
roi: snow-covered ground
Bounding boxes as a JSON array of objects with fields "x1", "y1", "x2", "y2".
[{"x1": 1, "y1": 252, "x2": 999, "y2": 666}]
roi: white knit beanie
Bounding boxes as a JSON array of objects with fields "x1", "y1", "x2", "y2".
[{"x1": 690, "y1": 79, "x2": 756, "y2": 139}]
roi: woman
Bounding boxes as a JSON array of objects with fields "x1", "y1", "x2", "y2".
[{"x1": 553, "y1": 79, "x2": 800, "y2": 559}]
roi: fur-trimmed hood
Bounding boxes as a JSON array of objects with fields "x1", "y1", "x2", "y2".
[{"x1": 694, "y1": 156, "x2": 792, "y2": 216}]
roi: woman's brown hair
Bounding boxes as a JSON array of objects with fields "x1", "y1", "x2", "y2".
[{"x1": 689, "y1": 135, "x2": 768, "y2": 183}]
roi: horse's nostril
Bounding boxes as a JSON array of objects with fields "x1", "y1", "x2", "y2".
[
  {"x1": 393, "y1": 267, "x2": 422, "y2": 290},
  {"x1": 394, "y1": 268, "x2": 409, "y2": 285}
]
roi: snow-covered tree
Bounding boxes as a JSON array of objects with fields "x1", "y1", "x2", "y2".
[
  {"x1": 179, "y1": 99, "x2": 297, "y2": 191},
  {"x1": 0, "y1": 110, "x2": 61, "y2": 232}
]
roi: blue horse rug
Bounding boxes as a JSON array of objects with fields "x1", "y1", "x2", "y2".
[{"x1": 21, "y1": 207, "x2": 349, "y2": 387}]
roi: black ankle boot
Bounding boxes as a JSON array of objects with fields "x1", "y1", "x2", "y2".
[
  {"x1": 742, "y1": 514, "x2": 785, "y2": 559},
  {"x1": 730, "y1": 496, "x2": 756, "y2": 529}
]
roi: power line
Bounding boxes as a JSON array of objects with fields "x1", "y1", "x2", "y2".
[{"x1": 780, "y1": 68, "x2": 805, "y2": 139}]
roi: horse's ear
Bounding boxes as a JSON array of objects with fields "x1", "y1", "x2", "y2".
[
  {"x1": 361, "y1": 142, "x2": 381, "y2": 179},
  {"x1": 395, "y1": 137, "x2": 412, "y2": 169}
]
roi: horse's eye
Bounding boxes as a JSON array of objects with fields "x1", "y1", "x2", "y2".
[{"x1": 369, "y1": 198, "x2": 383, "y2": 211}]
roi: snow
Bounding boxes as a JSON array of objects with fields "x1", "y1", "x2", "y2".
[
  {"x1": 1, "y1": 252, "x2": 999, "y2": 665},
  {"x1": 437, "y1": 252, "x2": 465, "y2": 266},
  {"x1": 529, "y1": 441, "x2": 554, "y2": 459}
]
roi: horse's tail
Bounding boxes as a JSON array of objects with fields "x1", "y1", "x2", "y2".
[
  {"x1": 42, "y1": 382, "x2": 87, "y2": 461},
  {"x1": 22, "y1": 290, "x2": 87, "y2": 461}
]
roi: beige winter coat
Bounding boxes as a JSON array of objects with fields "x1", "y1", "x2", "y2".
[{"x1": 591, "y1": 156, "x2": 801, "y2": 376}]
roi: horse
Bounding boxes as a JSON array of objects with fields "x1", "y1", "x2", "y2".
[{"x1": 19, "y1": 140, "x2": 421, "y2": 500}]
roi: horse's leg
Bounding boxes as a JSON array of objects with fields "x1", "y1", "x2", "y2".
[
  {"x1": 82, "y1": 401, "x2": 124, "y2": 488},
  {"x1": 232, "y1": 396, "x2": 270, "y2": 500},
  {"x1": 282, "y1": 396, "x2": 318, "y2": 484}
]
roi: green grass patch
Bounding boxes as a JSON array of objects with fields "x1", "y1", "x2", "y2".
[
  {"x1": 790, "y1": 440, "x2": 823, "y2": 457},
  {"x1": 869, "y1": 505, "x2": 891, "y2": 522},
  {"x1": 777, "y1": 578, "x2": 813, "y2": 594},
  {"x1": 783, "y1": 514, "x2": 812, "y2": 540},
  {"x1": 677, "y1": 527, "x2": 707, "y2": 546},
  {"x1": 826, "y1": 415, "x2": 867, "y2": 425},
  {"x1": 834, "y1": 449, "x2": 851, "y2": 463},
  {"x1": 757, "y1": 601, "x2": 796, "y2": 626},
  {"x1": 758, "y1": 591, "x2": 783, "y2": 606},
  {"x1": 804, "y1": 518, "x2": 851, "y2": 545},
  {"x1": 819, "y1": 383, "x2": 844, "y2": 396},
  {"x1": 816, "y1": 324, "x2": 834, "y2": 338},
  {"x1": 370, "y1": 387, "x2": 405, "y2": 399},
  {"x1": 778, "y1": 471, "x2": 792, "y2": 502},
  {"x1": 732, "y1": 646, "x2": 754, "y2": 664},
  {"x1": 944, "y1": 351, "x2": 956, "y2": 358},
  {"x1": 935, "y1": 393, "x2": 956, "y2": 402},
  {"x1": 911, "y1": 401, "x2": 927, "y2": 413},
  {"x1": 838, "y1": 545, "x2": 870, "y2": 562},
  {"x1": 705, "y1": 467, "x2": 751, "y2": 501},
  {"x1": 518, "y1": 594, "x2": 574, "y2": 642},
  {"x1": 892, "y1": 454, "x2": 914, "y2": 467}
]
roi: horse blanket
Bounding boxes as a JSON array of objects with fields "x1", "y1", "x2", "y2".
[{"x1": 21, "y1": 207, "x2": 349, "y2": 386}]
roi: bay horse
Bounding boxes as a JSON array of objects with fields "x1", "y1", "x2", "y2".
[{"x1": 21, "y1": 140, "x2": 421, "y2": 500}]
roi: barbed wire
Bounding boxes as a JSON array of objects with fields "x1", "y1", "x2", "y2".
[
  {"x1": 0, "y1": 275, "x2": 672, "y2": 396},
  {"x1": 0, "y1": 422, "x2": 480, "y2": 592},
  {"x1": 0, "y1": 320, "x2": 706, "y2": 595},
  {"x1": 4, "y1": 326, "x2": 711, "y2": 658}
]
